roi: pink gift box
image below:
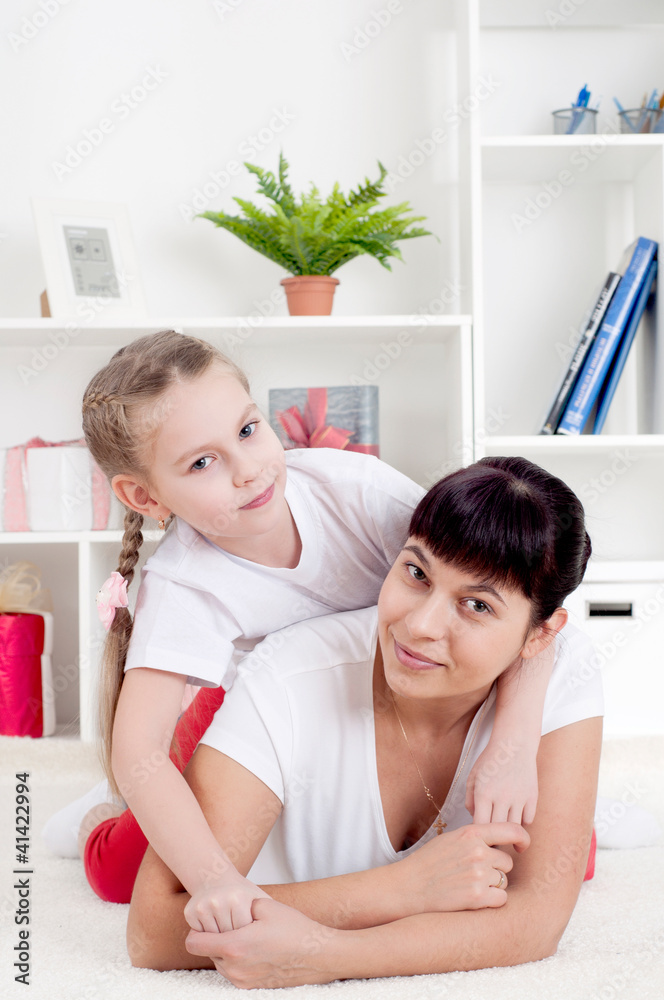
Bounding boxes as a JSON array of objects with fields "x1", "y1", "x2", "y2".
[{"x1": 268, "y1": 386, "x2": 379, "y2": 456}]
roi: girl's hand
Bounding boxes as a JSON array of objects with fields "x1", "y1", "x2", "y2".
[
  {"x1": 396, "y1": 822, "x2": 529, "y2": 914},
  {"x1": 186, "y1": 897, "x2": 338, "y2": 989},
  {"x1": 465, "y1": 741, "x2": 539, "y2": 825},
  {"x1": 184, "y1": 873, "x2": 270, "y2": 933}
]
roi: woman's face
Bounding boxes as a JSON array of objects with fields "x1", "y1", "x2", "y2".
[{"x1": 377, "y1": 537, "x2": 544, "y2": 706}]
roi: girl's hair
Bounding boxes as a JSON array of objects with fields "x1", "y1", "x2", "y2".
[
  {"x1": 409, "y1": 455, "x2": 591, "y2": 629},
  {"x1": 82, "y1": 330, "x2": 249, "y2": 791}
]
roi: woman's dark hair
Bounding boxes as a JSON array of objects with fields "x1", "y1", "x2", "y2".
[{"x1": 409, "y1": 456, "x2": 591, "y2": 628}]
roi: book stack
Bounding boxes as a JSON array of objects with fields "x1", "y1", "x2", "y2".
[{"x1": 541, "y1": 236, "x2": 658, "y2": 435}]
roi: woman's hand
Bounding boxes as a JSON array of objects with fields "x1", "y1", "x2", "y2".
[
  {"x1": 396, "y1": 822, "x2": 529, "y2": 914},
  {"x1": 184, "y1": 872, "x2": 270, "y2": 933},
  {"x1": 186, "y1": 897, "x2": 338, "y2": 988},
  {"x1": 465, "y1": 741, "x2": 539, "y2": 825}
]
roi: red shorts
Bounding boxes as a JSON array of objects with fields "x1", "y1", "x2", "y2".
[
  {"x1": 83, "y1": 685, "x2": 226, "y2": 904},
  {"x1": 83, "y1": 685, "x2": 598, "y2": 903}
]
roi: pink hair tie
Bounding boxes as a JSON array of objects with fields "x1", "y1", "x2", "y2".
[{"x1": 96, "y1": 572, "x2": 129, "y2": 630}]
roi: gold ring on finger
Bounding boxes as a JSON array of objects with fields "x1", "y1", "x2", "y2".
[{"x1": 493, "y1": 869, "x2": 507, "y2": 890}]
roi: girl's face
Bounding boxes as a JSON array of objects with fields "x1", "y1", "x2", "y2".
[
  {"x1": 143, "y1": 368, "x2": 288, "y2": 545},
  {"x1": 377, "y1": 538, "x2": 547, "y2": 707}
]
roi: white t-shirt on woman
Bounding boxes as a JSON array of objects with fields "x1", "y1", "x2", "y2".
[
  {"x1": 124, "y1": 449, "x2": 424, "y2": 690},
  {"x1": 200, "y1": 606, "x2": 604, "y2": 886}
]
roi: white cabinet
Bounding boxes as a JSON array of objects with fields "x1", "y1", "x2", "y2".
[{"x1": 2, "y1": 0, "x2": 663, "y2": 736}]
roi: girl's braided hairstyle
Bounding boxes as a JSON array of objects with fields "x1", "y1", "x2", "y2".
[{"x1": 82, "y1": 330, "x2": 249, "y2": 792}]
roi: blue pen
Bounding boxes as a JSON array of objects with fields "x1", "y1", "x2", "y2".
[
  {"x1": 567, "y1": 84, "x2": 590, "y2": 134},
  {"x1": 614, "y1": 96, "x2": 637, "y2": 133}
]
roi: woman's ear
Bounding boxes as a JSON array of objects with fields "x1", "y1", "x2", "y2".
[
  {"x1": 521, "y1": 607, "x2": 568, "y2": 660},
  {"x1": 112, "y1": 474, "x2": 171, "y2": 522}
]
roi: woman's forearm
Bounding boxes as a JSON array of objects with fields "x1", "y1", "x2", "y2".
[
  {"x1": 261, "y1": 820, "x2": 526, "y2": 929},
  {"x1": 185, "y1": 883, "x2": 568, "y2": 988},
  {"x1": 324, "y1": 895, "x2": 561, "y2": 981}
]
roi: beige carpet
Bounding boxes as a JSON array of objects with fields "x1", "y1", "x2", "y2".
[{"x1": 1, "y1": 735, "x2": 663, "y2": 1000}]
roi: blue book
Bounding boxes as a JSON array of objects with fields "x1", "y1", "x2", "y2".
[
  {"x1": 592, "y1": 259, "x2": 657, "y2": 433},
  {"x1": 557, "y1": 237, "x2": 658, "y2": 435},
  {"x1": 540, "y1": 270, "x2": 621, "y2": 434}
]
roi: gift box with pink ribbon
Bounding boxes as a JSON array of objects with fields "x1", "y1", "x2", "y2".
[
  {"x1": 0, "y1": 437, "x2": 123, "y2": 532},
  {"x1": 268, "y1": 386, "x2": 379, "y2": 456}
]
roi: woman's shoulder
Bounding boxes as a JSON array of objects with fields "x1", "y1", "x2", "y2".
[
  {"x1": 285, "y1": 448, "x2": 423, "y2": 497},
  {"x1": 237, "y1": 606, "x2": 378, "y2": 684},
  {"x1": 543, "y1": 621, "x2": 604, "y2": 734}
]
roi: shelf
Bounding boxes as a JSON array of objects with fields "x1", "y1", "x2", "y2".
[
  {"x1": 482, "y1": 136, "x2": 663, "y2": 183},
  {"x1": 584, "y1": 559, "x2": 664, "y2": 581},
  {"x1": 482, "y1": 435, "x2": 664, "y2": 456},
  {"x1": 0, "y1": 315, "x2": 472, "y2": 349},
  {"x1": 480, "y1": 0, "x2": 664, "y2": 29},
  {"x1": 0, "y1": 530, "x2": 162, "y2": 544}
]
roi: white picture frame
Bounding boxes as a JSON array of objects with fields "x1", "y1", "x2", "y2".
[{"x1": 31, "y1": 198, "x2": 147, "y2": 321}]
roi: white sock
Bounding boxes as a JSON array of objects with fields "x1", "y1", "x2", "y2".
[
  {"x1": 41, "y1": 779, "x2": 120, "y2": 859},
  {"x1": 594, "y1": 795, "x2": 663, "y2": 849}
]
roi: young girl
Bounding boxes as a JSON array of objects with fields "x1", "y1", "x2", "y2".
[{"x1": 48, "y1": 330, "x2": 557, "y2": 928}]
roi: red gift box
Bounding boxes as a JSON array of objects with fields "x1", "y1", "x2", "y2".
[
  {"x1": 0, "y1": 613, "x2": 47, "y2": 737},
  {"x1": 0, "y1": 562, "x2": 55, "y2": 738}
]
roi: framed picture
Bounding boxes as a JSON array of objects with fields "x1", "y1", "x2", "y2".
[{"x1": 31, "y1": 198, "x2": 147, "y2": 320}]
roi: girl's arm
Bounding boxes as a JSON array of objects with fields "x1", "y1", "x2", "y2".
[
  {"x1": 113, "y1": 667, "x2": 268, "y2": 931},
  {"x1": 466, "y1": 642, "x2": 555, "y2": 825},
  {"x1": 184, "y1": 716, "x2": 602, "y2": 987}
]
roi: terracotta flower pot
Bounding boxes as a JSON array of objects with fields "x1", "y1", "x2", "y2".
[{"x1": 281, "y1": 275, "x2": 340, "y2": 316}]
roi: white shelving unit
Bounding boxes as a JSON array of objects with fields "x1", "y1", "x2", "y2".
[
  {"x1": 1, "y1": 316, "x2": 472, "y2": 738},
  {"x1": 471, "y1": 0, "x2": 664, "y2": 734},
  {"x1": 3, "y1": 0, "x2": 663, "y2": 736}
]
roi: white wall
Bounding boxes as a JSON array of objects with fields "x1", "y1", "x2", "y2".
[{"x1": 1, "y1": 0, "x2": 464, "y2": 319}]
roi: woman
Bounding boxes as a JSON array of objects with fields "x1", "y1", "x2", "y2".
[{"x1": 127, "y1": 456, "x2": 603, "y2": 987}]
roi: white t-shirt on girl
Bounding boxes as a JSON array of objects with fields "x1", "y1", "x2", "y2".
[
  {"x1": 124, "y1": 449, "x2": 425, "y2": 691},
  {"x1": 200, "y1": 606, "x2": 604, "y2": 886}
]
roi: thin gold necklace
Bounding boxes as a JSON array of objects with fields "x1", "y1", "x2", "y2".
[{"x1": 390, "y1": 689, "x2": 490, "y2": 835}]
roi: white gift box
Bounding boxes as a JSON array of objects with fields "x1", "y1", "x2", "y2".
[
  {"x1": 37, "y1": 610, "x2": 56, "y2": 737},
  {"x1": 27, "y1": 447, "x2": 95, "y2": 531},
  {"x1": 0, "y1": 448, "x2": 6, "y2": 531}
]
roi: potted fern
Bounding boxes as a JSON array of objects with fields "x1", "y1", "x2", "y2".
[{"x1": 198, "y1": 154, "x2": 434, "y2": 315}]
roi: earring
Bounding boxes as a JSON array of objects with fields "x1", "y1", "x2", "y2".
[{"x1": 158, "y1": 517, "x2": 166, "y2": 531}]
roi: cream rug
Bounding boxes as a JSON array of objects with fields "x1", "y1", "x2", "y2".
[{"x1": 1, "y1": 735, "x2": 663, "y2": 1000}]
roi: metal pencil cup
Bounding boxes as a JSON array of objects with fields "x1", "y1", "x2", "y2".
[
  {"x1": 618, "y1": 108, "x2": 664, "y2": 134},
  {"x1": 552, "y1": 107, "x2": 598, "y2": 135}
]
